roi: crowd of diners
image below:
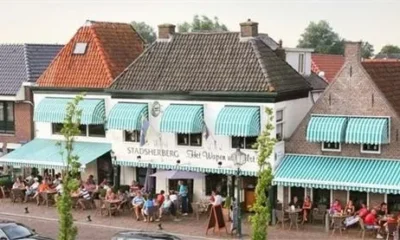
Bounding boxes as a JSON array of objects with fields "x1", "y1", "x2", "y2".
[{"x1": 288, "y1": 195, "x2": 399, "y2": 239}]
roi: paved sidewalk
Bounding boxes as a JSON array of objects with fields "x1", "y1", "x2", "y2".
[{"x1": 0, "y1": 199, "x2": 365, "y2": 239}]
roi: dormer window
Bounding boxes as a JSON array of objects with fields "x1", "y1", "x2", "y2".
[
  {"x1": 73, "y1": 43, "x2": 88, "y2": 54},
  {"x1": 298, "y1": 53, "x2": 305, "y2": 74}
]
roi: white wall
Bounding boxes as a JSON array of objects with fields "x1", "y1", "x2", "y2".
[{"x1": 285, "y1": 51, "x2": 312, "y2": 76}]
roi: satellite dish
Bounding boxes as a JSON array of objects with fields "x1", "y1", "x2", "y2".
[{"x1": 318, "y1": 71, "x2": 325, "y2": 78}]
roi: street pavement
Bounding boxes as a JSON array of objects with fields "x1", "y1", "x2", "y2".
[{"x1": 0, "y1": 200, "x2": 364, "y2": 240}]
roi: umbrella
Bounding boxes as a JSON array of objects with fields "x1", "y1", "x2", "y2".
[
  {"x1": 150, "y1": 170, "x2": 205, "y2": 179},
  {"x1": 142, "y1": 164, "x2": 154, "y2": 193}
]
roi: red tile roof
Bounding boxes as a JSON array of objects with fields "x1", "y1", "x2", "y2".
[
  {"x1": 37, "y1": 21, "x2": 145, "y2": 88},
  {"x1": 362, "y1": 61, "x2": 400, "y2": 116},
  {"x1": 311, "y1": 54, "x2": 345, "y2": 83}
]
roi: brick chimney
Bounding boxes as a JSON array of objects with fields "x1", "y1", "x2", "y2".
[
  {"x1": 275, "y1": 39, "x2": 286, "y2": 60},
  {"x1": 158, "y1": 24, "x2": 175, "y2": 40},
  {"x1": 240, "y1": 19, "x2": 258, "y2": 38},
  {"x1": 344, "y1": 41, "x2": 362, "y2": 63}
]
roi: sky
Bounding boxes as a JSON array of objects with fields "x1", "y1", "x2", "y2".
[{"x1": 1, "y1": 0, "x2": 399, "y2": 53}]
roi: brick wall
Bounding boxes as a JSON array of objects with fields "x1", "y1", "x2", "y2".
[
  {"x1": 287, "y1": 42, "x2": 400, "y2": 158},
  {"x1": 369, "y1": 193, "x2": 384, "y2": 209}
]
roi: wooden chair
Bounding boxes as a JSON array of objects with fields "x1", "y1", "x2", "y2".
[
  {"x1": 275, "y1": 210, "x2": 289, "y2": 229},
  {"x1": 11, "y1": 189, "x2": 25, "y2": 203},
  {"x1": 191, "y1": 202, "x2": 200, "y2": 221},
  {"x1": 104, "y1": 201, "x2": 118, "y2": 217},
  {"x1": 312, "y1": 205, "x2": 326, "y2": 224},
  {"x1": 41, "y1": 192, "x2": 56, "y2": 207},
  {"x1": 288, "y1": 212, "x2": 301, "y2": 231},
  {"x1": 385, "y1": 222, "x2": 397, "y2": 240},
  {"x1": 359, "y1": 218, "x2": 377, "y2": 240},
  {"x1": 331, "y1": 217, "x2": 343, "y2": 236},
  {"x1": 94, "y1": 198, "x2": 106, "y2": 216}
]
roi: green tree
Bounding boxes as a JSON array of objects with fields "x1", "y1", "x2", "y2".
[
  {"x1": 379, "y1": 44, "x2": 400, "y2": 54},
  {"x1": 131, "y1": 21, "x2": 157, "y2": 44},
  {"x1": 177, "y1": 15, "x2": 228, "y2": 32},
  {"x1": 298, "y1": 20, "x2": 374, "y2": 58},
  {"x1": 56, "y1": 95, "x2": 84, "y2": 240},
  {"x1": 250, "y1": 107, "x2": 275, "y2": 240}
]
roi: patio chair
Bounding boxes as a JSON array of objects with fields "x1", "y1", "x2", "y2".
[
  {"x1": 191, "y1": 202, "x2": 201, "y2": 221},
  {"x1": 11, "y1": 189, "x2": 25, "y2": 203},
  {"x1": 288, "y1": 212, "x2": 301, "y2": 231},
  {"x1": 385, "y1": 222, "x2": 397, "y2": 240},
  {"x1": 275, "y1": 210, "x2": 289, "y2": 229},
  {"x1": 331, "y1": 216, "x2": 344, "y2": 236},
  {"x1": 41, "y1": 192, "x2": 56, "y2": 207},
  {"x1": 94, "y1": 198, "x2": 106, "y2": 216},
  {"x1": 359, "y1": 218, "x2": 377, "y2": 240},
  {"x1": 312, "y1": 205, "x2": 326, "y2": 224},
  {"x1": 104, "y1": 201, "x2": 118, "y2": 217}
]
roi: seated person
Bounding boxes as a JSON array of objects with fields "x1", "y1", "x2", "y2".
[
  {"x1": 52, "y1": 173, "x2": 62, "y2": 186},
  {"x1": 302, "y1": 195, "x2": 312, "y2": 222},
  {"x1": 12, "y1": 176, "x2": 25, "y2": 189},
  {"x1": 377, "y1": 202, "x2": 388, "y2": 216},
  {"x1": 77, "y1": 185, "x2": 92, "y2": 210},
  {"x1": 344, "y1": 200, "x2": 355, "y2": 216},
  {"x1": 35, "y1": 179, "x2": 51, "y2": 205},
  {"x1": 117, "y1": 189, "x2": 128, "y2": 210},
  {"x1": 344, "y1": 202, "x2": 369, "y2": 227},
  {"x1": 210, "y1": 191, "x2": 223, "y2": 206},
  {"x1": 24, "y1": 178, "x2": 40, "y2": 203},
  {"x1": 132, "y1": 191, "x2": 145, "y2": 221},
  {"x1": 84, "y1": 175, "x2": 96, "y2": 192},
  {"x1": 105, "y1": 188, "x2": 117, "y2": 201},
  {"x1": 142, "y1": 194, "x2": 155, "y2": 222},
  {"x1": 100, "y1": 179, "x2": 110, "y2": 190},
  {"x1": 364, "y1": 209, "x2": 383, "y2": 239},
  {"x1": 289, "y1": 196, "x2": 302, "y2": 209},
  {"x1": 329, "y1": 199, "x2": 342, "y2": 214},
  {"x1": 130, "y1": 181, "x2": 141, "y2": 193},
  {"x1": 157, "y1": 194, "x2": 177, "y2": 221}
]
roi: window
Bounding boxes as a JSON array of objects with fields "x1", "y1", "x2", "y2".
[
  {"x1": 52, "y1": 123, "x2": 63, "y2": 134},
  {"x1": 298, "y1": 53, "x2": 305, "y2": 74},
  {"x1": 205, "y1": 174, "x2": 228, "y2": 196},
  {"x1": 349, "y1": 191, "x2": 367, "y2": 211},
  {"x1": 290, "y1": 186, "x2": 305, "y2": 205},
  {"x1": 73, "y1": 42, "x2": 88, "y2": 54},
  {"x1": 88, "y1": 125, "x2": 105, "y2": 137},
  {"x1": 125, "y1": 130, "x2": 140, "y2": 142},
  {"x1": 388, "y1": 194, "x2": 400, "y2": 213},
  {"x1": 276, "y1": 110, "x2": 284, "y2": 141},
  {"x1": 177, "y1": 133, "x2": 202, "y2": 147},
  {"x1": 313, "y1": 188, "x2": 330, "y2": 208},
  {"x1": 322, "y1": 142, "x2": 341, "y2": 152},
  {"x1": 0, "y1": 102, "x2": 14, "y2": 134},
  {"x1": 361, "y1": 144, "x2": 380, "y2": 154},
  {"x1": 231, "y1": 136, "x2": 257, "y2": 149}
]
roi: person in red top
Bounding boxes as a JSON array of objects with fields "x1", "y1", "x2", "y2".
[
  {"x1": 156, "y1": 190, "x2": 165, "y2": 206},
  {"x1": 357, "y1": 203, "x2": 369, "y2": 220},
  {"x1": 364, "y1": 209, "x2": 383, "y2": 239},
  {"x1": 302, "y1": 195, "x2": 312, "y2": 222}
]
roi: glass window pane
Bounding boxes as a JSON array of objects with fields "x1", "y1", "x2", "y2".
[
  {"x1": 323, "y1": 142, "x2": 340, "y2": 150},
  {"x1": 388, "y1": 194, "x2": 400, "y2": 213},
  {"x1": 0, "y1": 102, "x2": 4, "y2": 121},
  {"x1": 177, "y1": 134, "x2": 189, "y2": 146},
  {"x1": 245, "y1": 136, "x2": 257, "y2": 149},
  {"x1": 276, "y1": 123, "x2": 283, "y2": 141},
  {"x1": 78, "y1": 125, "x2": 87, "y2": 136},
  {"x1": 52, "y1": 123, "x2": 63, "y2": 134},
  {"x1": 190, "y1": 133, "x2": 202, "y2": 146},
  {"x1": 6, "y1": 102, "x2": 14, "y2": 121},
  {"x1": 231, "y1": 136, "x2": 244, "y2": 149},
  {"x1": 276, "y1": 110, "x2": 283, "y2": 122},
  {"x1": 290, "y1": 187, "x2": 305, "y2": 204},
  {"x1": 88, "y1": 124, "x2": 105, "y2": 137},
  {"x1": 313, "y1": 188, "x2": 330, "y2": 208},
  {"x1": 349, "y1": 191, "x2": 367, "y2": 211},
  {"x1": 205, "y1": 174, "x2": 228, "y2": 196},
  {"x1": 124, "y1": 130, "x2": 140, "y2": 142}
]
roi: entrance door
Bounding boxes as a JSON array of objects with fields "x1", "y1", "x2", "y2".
[
  {"x1": 169, "y1": 179, "x2": 194, "y2": 213},
  {"x1": 97, "y1": 154, "x2": 113, "y2": 184}
]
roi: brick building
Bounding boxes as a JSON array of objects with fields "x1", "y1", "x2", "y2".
[
  {"x1": 274, "y1": 42, "x2": 400, "y2": 212},
  {"x1": 0, "y1": 44, "x2": 62, "y2": 156}
]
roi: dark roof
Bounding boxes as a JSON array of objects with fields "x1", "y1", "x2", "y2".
[
  {"x1": 305, "y1": 73, "x2": 328, "y2": 90},
  {"x1": 110, "y1": 32, "x2": 310, "y2": 94},
  {"x1": 362, "y1": 61, "x2": 400, "y2": 117},
  {"x1": 0, "y1": 44, "x2": 62, "y2": 95},
  {"x1": 37, "y1": 21, "x2": 145, "y2": 89}
]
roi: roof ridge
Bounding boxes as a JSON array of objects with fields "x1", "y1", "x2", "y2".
[
  {"x1": 86, "y1": 20, "x2": 132, "y2": 26},
  {"x1": 249, "y1": 39, "x2": 271, "y2": 91},
  {"x1": 175, "y1": 31, "x2": 237, "y2": 35},
  {"x1": 23, "y1": 44, "x2": 31, "y2": 82},
  {"x1": 89, "y1": 25, "x2": 114, "y2": 82}
]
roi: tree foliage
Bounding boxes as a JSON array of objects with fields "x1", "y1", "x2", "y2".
[
  {"x1": 56, "y1": 95, "x2": 84, "y2": 240},
  {"x1": 297, "y1": 20, "x2": 374, "y2": 58},
  {"x1": 250, "y1": 107, "x2": 275, "y2": 240},
  {"x1": 177, "y1": 15, "x2": 228, "y2": 33},
  {"x1": 131, "y1": 21, "x2": 157, "y2": 44},
  {"x1": 379, "y1": 44, "x2": 400, "y2": 54}
]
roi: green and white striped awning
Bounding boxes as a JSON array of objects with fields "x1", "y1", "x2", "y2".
[
  {"x1": 215, "y1": 106, "x2": 260, "y2": 137},
  {"x1": 116, "y1": 160, "x2": 256, "y2": 176},
  {"x1": 273, "y1": 154, "x2": 400, "y2": 194},
  {"x1": 160, "y1": 105, "x2": 203, "y2": 133},
  {"x1": 34, "y1": 98, "x2": 105, "y2": 124},
  {"x1": 107, "y1": 103, "x2": 148, "y2": 130},
  {"x1": 306, "y1": 116, "x2": 348, "y2": 143},
  {"x1": 345, "y1": 118, "x2": 389, "y2": 144},
  {"x1": 0, "y1": 138, "x2": 111, "y2": 170}
]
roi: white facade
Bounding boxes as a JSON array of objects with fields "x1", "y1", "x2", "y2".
[{"x1": 284, "y1": 48, "x2": 313, "y2": 76}]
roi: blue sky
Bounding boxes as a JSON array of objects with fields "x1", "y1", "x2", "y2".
[{"x1": 1, "y1": 0, "x2": 399, "y2": 53}]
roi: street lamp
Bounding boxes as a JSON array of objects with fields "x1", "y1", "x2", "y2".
[
  {"x1": 110, "y1": 151, "x2": 119, "y2": 188},
  {"x1": 231, "y1": 148, "x2": 247, "y2": 238}
]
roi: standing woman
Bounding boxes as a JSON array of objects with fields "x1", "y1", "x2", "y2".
[
  {"x1": 345, "y1": 200, "x2": 355, "y2": 215},
  {"x1": 178, "y1": 180, "x2": 188, "y2": 216},
  {"x1": 302, "y1": 195, "x2": 312, "y2": 222}
]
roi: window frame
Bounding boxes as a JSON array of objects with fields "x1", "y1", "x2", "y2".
[
  {"x1": 88, "y1": 124, "x2": 106, "y2": 137},
  {"x1": 176, "y1": 133, "x2": 202, "y2": 147},
  {"x1": 231, "y1": 136, "x2": 257, "y2": 150},
  {"x1": 298, "y1": 53, "x2": 305, "y2": 74},
  {"x1": 0, "y1": 101, "x2": 15, "y2": 134},
  {"x1": 51, "y1": 123, "x2": 104, "y2": 138},
  {"x1": 321, "y1": 142, "x2": 341, "y2": 152},
  {"x1": 124, "y1": 130, "x2": 141, "y2": 143},
  {"x1": 276, "y1": 110, "x2": 284, "y2": 142},
  {"x1": 73, "y1": 42, "x2": 88, "y2": 54},
  {"x1": 360, "y1": 144, "x2": 381, "y2": 154}
]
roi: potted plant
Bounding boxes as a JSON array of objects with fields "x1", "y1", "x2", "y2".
[{"x1": 223, "y1": 196, "x2": 232, "y2": 222}]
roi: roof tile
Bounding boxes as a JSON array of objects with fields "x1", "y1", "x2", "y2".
[{"x1": 311, "y1": 53, "x2": 345, "y2": 83}]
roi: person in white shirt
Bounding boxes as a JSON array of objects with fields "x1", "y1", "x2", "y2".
[
  {"x1": 169, "y1": 190, "x2": 178, "y2": 202},
  {"x1": 24, "y1": 178, "x2": 39, "y2": 202},
  {"x1": 211, "y1": 191, "x2": 223, "y2": 206},
  {"x1": 56, "y1": 181, "x2": 63, "y2": 194}
]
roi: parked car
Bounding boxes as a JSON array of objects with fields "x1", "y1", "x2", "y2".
[
  {"x1": 0, "y1": 221, "x2": 53, "y2": 240},
  {"x1": 111, "y1": 231, "x2": 181, "y2": 240}
]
